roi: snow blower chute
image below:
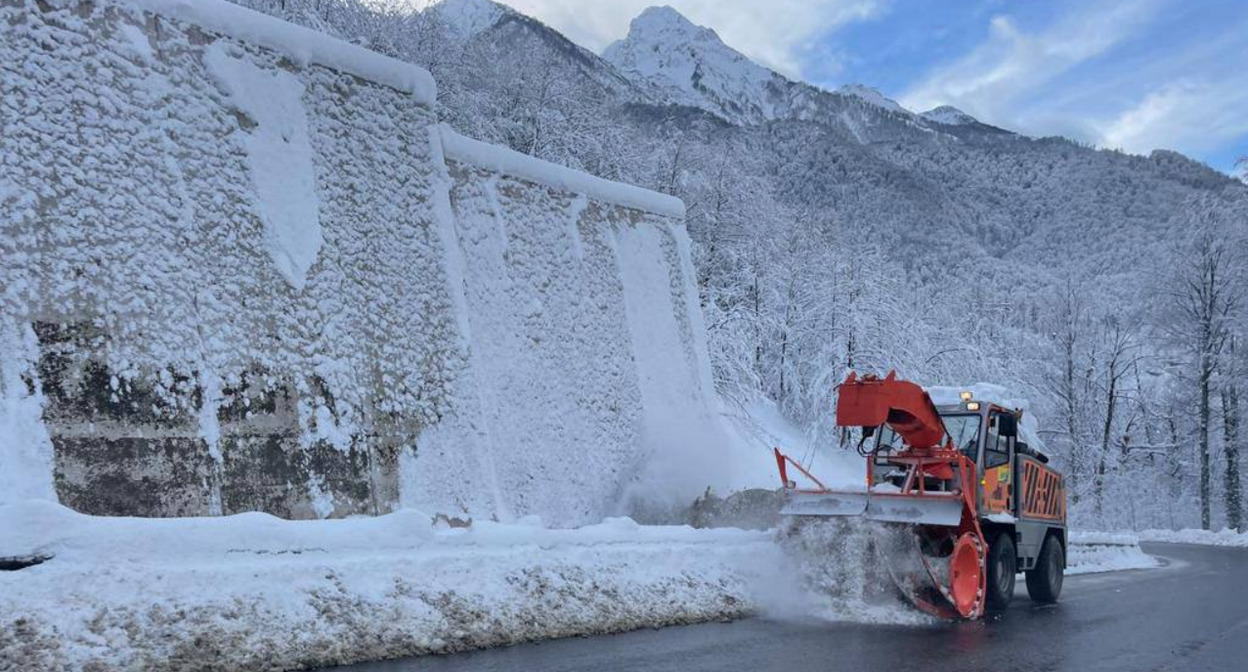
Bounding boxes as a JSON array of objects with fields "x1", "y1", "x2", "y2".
[{"x1": 774, "y1": 371, "x2": 1068, "y2": 619}]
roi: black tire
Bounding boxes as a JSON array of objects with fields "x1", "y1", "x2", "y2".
[
  {"x1": 985, "y1": 532, "x2": 1017, "y2": 611},
  {"x1": 1026, "y1": 534, "x2": 1064, "y2": 604}
]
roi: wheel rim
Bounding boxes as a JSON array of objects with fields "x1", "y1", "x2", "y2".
[{"x1": 996, "y1": 552, "x2": 1014, "y2": 596}]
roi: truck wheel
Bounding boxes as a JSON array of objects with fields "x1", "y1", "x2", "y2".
[
  {"x1": 1026, "y1": 535, "x2": 1064, "y2": 603},
  {"x1": 985, "y1": 532, "x2": 1016, "y2": 611}
]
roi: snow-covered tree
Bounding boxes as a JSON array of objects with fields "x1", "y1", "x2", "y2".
[{"x1": 1163, "y1": 210, "x2": 1242, "y2": 529}]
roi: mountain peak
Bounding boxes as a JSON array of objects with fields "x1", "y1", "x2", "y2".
[
  {"x1": 612, "y1": 5, "x2": 728, "y2": 54},
  {"x1": 836, "y1": 84, "x2": 910, "y2": 116},
  {"x1": 603, "y1": 5, "x2": 788, "y2": 124},
  {"x1": 920, "y1": 105, "x2": 977, "y2": 126},
  {"x1": 630, "y1": 5, "x2": 707, "y2": 36},
  {"x1": 427, "y1": 0, "x2": 510, "y2": 40}
]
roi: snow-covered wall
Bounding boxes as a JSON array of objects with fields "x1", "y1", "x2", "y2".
[
  {"x1": 405, "y1": 128, "x2": 720, "y2": 524},
  {"x1": 0, "y1": 0, "x2": 714, "y2": 526}
]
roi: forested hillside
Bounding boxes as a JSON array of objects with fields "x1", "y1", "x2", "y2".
[{"x1": 233, "y1": 0, "x2": 1248, "y2": 531}]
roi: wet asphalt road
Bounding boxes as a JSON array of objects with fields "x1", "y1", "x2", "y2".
[{"x1": 340, "y1": 543, "x2": 1248, "y2": 672}]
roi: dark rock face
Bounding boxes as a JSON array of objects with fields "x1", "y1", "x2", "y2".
[
  {"x1": 689, "y1": 488, "x2": 785, "y2": 530},
  {"x1": 34, "y1": 321, "x2": 397, "y2": 518}
]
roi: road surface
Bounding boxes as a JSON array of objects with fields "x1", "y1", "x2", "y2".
[{"x1": 337, "y1": 543, "x2": 1248, "y2": 672}]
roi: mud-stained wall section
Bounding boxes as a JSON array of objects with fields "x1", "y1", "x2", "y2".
[{"x1": 1, "y1": 0, "x2": 711, "y2": 525}]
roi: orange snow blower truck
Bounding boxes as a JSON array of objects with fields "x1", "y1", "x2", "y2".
[{"x1": 774, "y1": 371, "x2": 1067, "y2": 619}]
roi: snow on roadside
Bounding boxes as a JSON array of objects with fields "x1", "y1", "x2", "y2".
[
  {"x1": 0, "y1": 501, "x2": 780, "y2": 672},
  {"x1": 1136, "y1": 528, "x2": 1248, "y2": 548},
  {"x1": 1066, "y1": 537, "x2": 1159, "y2": 575},
  {"x1": 1069, "y1": 531, "x2": 1141, "y2": 546},
  {"x1": 1068, "y1": 527, "x2": 1248, "y2": 574},
  {"x1": 0, "y1": 500, "x2": 1183, "y2": 671}
]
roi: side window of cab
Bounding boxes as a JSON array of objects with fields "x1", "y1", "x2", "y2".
[{"x1": 984, "y1": 412, "x2": 1011, "y2": 469}]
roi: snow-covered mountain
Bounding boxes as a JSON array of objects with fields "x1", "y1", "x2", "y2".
[
  {"x1": 837, "y1": 84, "x2": 911, "y2": 116},
  {"x1": 601, "y1": 6, "x2": 796, "y2": 124},
  {"x1": 424, "y1": 0, "x2": 640, "y2": 100},
  {"x1": 920, "y1": 105, "x2": 977, "y2": 126},
  {"x1": 415, "y1": 1, "x2": 944, "y2": 140},
  {"x1": 599, "y1": 5, "x2": 945, "y2": 137},
  {"x1": 425, "y1": 0, "x2": 509, "y2": 39}
]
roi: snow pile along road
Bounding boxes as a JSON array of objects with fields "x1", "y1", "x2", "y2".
[
  {"x1": 0, "y1": 502, "x2": 1176, "y2": 671},
  {"x1": 1136, "y1": 528, "x2": 1248, "y2": 547},
  {"x1": 0, "y1": 500, "x2": 780, "y2": 672},
  {"x1": 1067, "y1": 532, "x2": 1159, "y2": 574}
]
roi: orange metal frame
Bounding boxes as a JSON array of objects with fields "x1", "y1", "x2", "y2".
[{"x1": 774, "y1": 448, "x2": 828, "y2": 491}]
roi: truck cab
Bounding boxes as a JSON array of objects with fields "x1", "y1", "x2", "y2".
[{"x1": 937, "y1": 395, "x2": 1067, "y2": 608}]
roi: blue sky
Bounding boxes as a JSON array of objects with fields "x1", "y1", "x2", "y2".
[
  {"x1": 824, "y1": 0, "x2": 1248, "y2": 173},
  {"x1": 504, "y1": 0, "x2": 1248, "y2": 174}
]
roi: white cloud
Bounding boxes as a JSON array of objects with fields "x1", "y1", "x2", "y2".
[
  {"x1": 899, "y1": 0, "x2": 1160, "y2": 122},
  {"x1": 897, "y1": 0, "x2": 1248, "y2": 167},
  {"x1": 495, "y1": 0, "x2": 882, "y2": 77},
  {"x1": 1100, "y1": 79, "x2": 1248, "y2": 156}
]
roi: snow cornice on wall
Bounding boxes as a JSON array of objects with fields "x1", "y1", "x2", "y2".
[
  {"x1": 114, "y1": 0, "x2": 680, "y2": 219},
  {"x1": 121, "y1": 0, "x2": 437, "y2": 103},
  {"x1": 436, "y1": 124, "x2": 687, "y2": 219}
]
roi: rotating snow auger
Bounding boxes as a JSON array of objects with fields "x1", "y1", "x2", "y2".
[{"x1": 774, "y1": 371, "x2": 1068, "y2": 620}]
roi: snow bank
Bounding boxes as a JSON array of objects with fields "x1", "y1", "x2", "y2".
[
  {"x1": 1137, "y1": 528, "x2": 1248, "y2": 547},
  {"x1": 1069, "y1": 530, "x2": 1141, "y2": 546},
  {"x1": 0, "y1": 503, "x2": 1172, "y2": 671},
  {"x1": 1066, "y1": 534, "x2": 1159, "y2": 575},
  {"x1": 0, "y1": 501, "x2": 778, "y2": 672},
  {"x1": 776, "y1": 518, "x2": 937, "y2": 626},
  {"x1": 718, "y1": 399, "x2": 864, "y2": 492}
]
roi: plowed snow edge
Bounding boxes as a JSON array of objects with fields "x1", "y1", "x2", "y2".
[
  {"x1": 2, "y1": 547, "x2": 761, "y2": 672},
  {"x1": 0, "y1": 502, "x2": 775, "y2": 672}
]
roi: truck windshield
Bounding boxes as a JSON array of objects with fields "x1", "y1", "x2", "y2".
[
  {"x1": 941, "y1": 413, "x2": 981, "y2": 460},
  {"x1": 873, "y1": 413, "x2": 982, "y2": 456}
]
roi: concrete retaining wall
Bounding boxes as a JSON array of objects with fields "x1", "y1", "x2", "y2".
[{"x1": 0, "y1": 0, "x2": 710, "y2": 526}]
